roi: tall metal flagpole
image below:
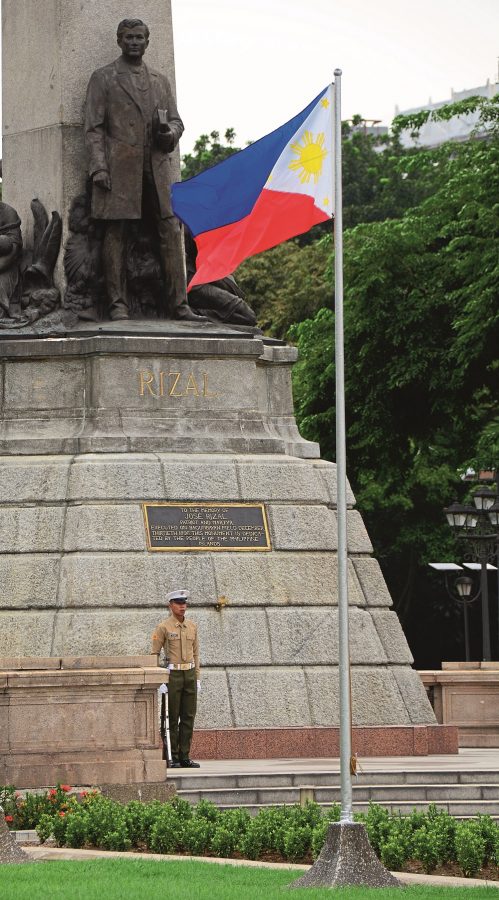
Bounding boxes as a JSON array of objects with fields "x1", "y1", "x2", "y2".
[
  {"x1": 333, "y1": 68, "x2": 353, "y2": 823},
  {"x1": 292, "y1": 74, "x2": 401, "y2": 887}
]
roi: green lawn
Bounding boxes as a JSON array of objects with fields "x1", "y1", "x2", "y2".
[{"x1": 1, "y1": 860, "x2": 497, "y2": 900}]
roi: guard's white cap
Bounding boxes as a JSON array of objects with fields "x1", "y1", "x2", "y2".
[{"x1": 167, "y1": 589, "x2": 190, "y2": 603}]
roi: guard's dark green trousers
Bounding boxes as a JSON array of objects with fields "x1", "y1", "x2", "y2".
[{"x1": 168, "y1": 669, "x2": 197, "y2": 760}]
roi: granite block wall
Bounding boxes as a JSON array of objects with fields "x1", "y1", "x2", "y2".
[{"x1": 0, "y1": 452, "x2": 435, "y2": 728}]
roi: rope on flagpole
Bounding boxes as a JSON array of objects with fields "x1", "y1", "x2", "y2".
[{"x1": 333, "y1": 68, "x2": 354, "y2": 823}]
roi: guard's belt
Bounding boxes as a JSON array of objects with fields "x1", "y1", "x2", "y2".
[{"x1": 168, "y1": 662, "x2": 195, "y2": 671}]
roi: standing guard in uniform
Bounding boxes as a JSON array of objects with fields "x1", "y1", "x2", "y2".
[{"x1": 152, "y1": 589, "x2": 201, "y2": 768}]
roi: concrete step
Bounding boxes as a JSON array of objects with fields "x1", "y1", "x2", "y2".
[
  {"x1": 175, "y1": 783, "x2": 499, "y2": 808},
  {"x1": 169, "y1": 769, "x2": 499, "y2": 790},
  {"x1": 169, "y1": 766, "x2": 499, "y2": 819}
]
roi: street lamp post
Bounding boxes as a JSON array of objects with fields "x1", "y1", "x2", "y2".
[
  {"x1": 444, "y1": 479, "x2": 499, "y2": 661},
  {"x1": 454, "y1": 575, "x2": 475, "y2": 661},
  {"x1": 429, "y1": 564, "x2": 481, "y2": 661}
]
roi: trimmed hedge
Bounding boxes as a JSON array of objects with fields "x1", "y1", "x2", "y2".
[{"x1": 2, "y1": 784, "x2": 499, "y2": 879}]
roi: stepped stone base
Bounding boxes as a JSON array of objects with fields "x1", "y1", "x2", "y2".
[
  {"x1": 0, "y1": 332, "x2": 439, "y2": 759},
  {"x1": 191, "y1": 725, "x2": 458, "y2": 759}
]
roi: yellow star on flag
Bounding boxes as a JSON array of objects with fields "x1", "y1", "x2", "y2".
[{"x1": 321, "y1": 97, "x2": 330, "y2": 108}]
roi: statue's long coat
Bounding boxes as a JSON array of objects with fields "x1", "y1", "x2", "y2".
[{"x1": 84, "y1": 57, "x2": 183, "y2": 220}]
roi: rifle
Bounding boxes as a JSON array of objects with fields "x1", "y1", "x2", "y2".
[{"x1": 159, "y1": 684, "x2": 173, "y2": 767}]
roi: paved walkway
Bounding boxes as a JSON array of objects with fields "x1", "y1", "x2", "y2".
[
  {"x1": 24, "y1": 846, "x2": 499, "y2": 890},
  {"x1": 169, "y1": 747, "x2": 498, "y2": 776}
]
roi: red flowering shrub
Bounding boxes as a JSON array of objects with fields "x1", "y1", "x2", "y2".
[{"x1": 0, "y1": 783, "x2": 78, "y2": 829}]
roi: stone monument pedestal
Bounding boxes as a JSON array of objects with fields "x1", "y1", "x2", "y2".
[
  {"x1": 0, "y1": 329, "x2": 456, "y2": 766},
  {"x1": 0, "y1": 656, "x2": 167, "y2": 788}
]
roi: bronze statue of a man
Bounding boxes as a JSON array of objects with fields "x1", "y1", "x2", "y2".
[{"x1": 84, "y1": 18, "x2": 198, "y2": 321}]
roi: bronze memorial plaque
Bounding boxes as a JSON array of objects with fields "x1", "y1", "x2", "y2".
[{"x1": 142, "y1": 503, "x2": 271, "y2": 552}]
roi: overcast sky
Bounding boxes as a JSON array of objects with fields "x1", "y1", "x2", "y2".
[
  {"x1": 0, "y1": 1, "x2": 496, "y2": 158},
  {"x1": 172, "y1": 0, "x2": 498, "y2": 152}
]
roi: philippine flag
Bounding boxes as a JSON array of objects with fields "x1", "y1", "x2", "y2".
[{"x1": 171, "y1": 85, "x2": 333, "y2": 289}]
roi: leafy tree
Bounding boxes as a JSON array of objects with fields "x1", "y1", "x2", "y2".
[
  {"x1": 237, "y1": 237, "x2": 332, "y2": 339},
  {"x1": 290, "y1": 97, "x2": 499, "y2": 664},
  {"x1": 181, "y1": 128, "x2": 239, "y2": 179}
]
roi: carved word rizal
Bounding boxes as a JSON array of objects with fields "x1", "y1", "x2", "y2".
[{"x1": 138, "y1": 370, "x2": 217, "y2": 398}]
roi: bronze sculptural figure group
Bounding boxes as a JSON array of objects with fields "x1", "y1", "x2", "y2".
[{"x1": 0, "y1": 17, "x2": 256, "y2": 331}]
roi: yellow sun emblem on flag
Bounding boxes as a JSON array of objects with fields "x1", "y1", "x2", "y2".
[{"x1": 289, "y1": 131, "x2": 327, "y2": 184}]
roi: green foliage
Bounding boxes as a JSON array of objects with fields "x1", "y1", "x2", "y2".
[
  {"x1": 170, "y1": 796, "x2": 194, "y2": 820},
  {"x1": 123, "y1": 800, "x2": 164, "y2": 846},
  {"x1": 379, "y1": 815, "x2": 413, "y2": 871},
  {"x1": 287, "y1": 801, "x2": 323, "y2": 829},
  {"x1": 455, "y1": 820, "x2": 486, "y2": 877},
  {"x1": 210, "y1": 823, "x2": 239, "y2": 858},
  {"x1": 237, "y1": 237, "x2": 332, "y2": 340},
  {"x1": 379, "y1": 835, "x2": 407, "y2": 872},
  {"x1": 311, "y1": 819, "x2": 329, "y2": 859},
  {"x1": 341, "y1": 121, "x2": 438, "y2": 230},
  {"x1": 362, "y1": 802, "x2": 392, "y2": 854},
  {"x1": 4, "y1": 783, "x2": 499, "y2": 879},
  {"x1": 290, "y1": 97, "x2": 499, "y2": 655},
  {"x1": 221, "y1": 807, "x2": 251, "y2": 833},
  {"x1": 181, "y1": 129, "x2": 239, "y2": 180},
  {"x1": 411, "y1": 825, "x2": 441, "y2": 874},
  {"x1": 477, "y1": 814, "x2": 499, "y2": 864},
  {"x1": 194, "y1": 799, "x2": 220, "y2": 823},
  {"x1": 81, "y1": 795, "x2": 131, "y2": 852},
  {"x1": 51, "y1": 810, "x2": 70, "y2": 846},
  {"x1": 124, "y1": 800, "x2": 149, "y2": 846},
  {"x1": 408, "y1": 807, "x2": 457, "y2": 873},
  {"x1": 64, "y1": 813, "x2": 89, "y2": 849},
  {"x1": 425, "y1": 805, "x2": 456, "y2": 864},
  {"x1": 181, "y1": 816, "x2": 211, "y2": 855},
  {"x1": 392, "y1": 94, "x2": 499, "y2": 138},
  {"x1": 282, "y1": 824, "x2": 312, "y2": 861},
  {"x1": 35, "y1": 813, "x2": 55, "y2": 844},
  {"x1": 2, "y1": 784, "x2": 77, "y2": 829},
  {"x1": 237, "y1": 815, "x2": 269, "y2": 860},
  {"x1": 494, "y1": 827, "x2": 499, "y2": 867},
  {"x1": 148, "y1": 805, "x2": 182, "y2": 854},
  {"x1": 0, "y1": 785, "x2": 17, "y2": 822},
  {"x1": 211, "y1": 808, "x2": 251, "y2": 858},
  {"x1": 21, "y1": 790, "x2": 57, "y2": 828}
]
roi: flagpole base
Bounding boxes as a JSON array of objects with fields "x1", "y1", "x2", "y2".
[
  {"x1": 0, "y1": 807, "x2": 33, "y2": 864},
  {"x1": 290, "y1": 822, "x2": 401, "y2": 889}
]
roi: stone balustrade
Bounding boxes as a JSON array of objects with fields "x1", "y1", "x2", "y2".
[
  {"x1": 420, "y1": 662, "x2": 499, "y2": 747},
  {"x1": 0, "y1": 655, "x2": 167, "y2": 787}
]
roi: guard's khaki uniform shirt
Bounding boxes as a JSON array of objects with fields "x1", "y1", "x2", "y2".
[{"x1": 152, "y1": 615, "x2": 200, "y2": 679}]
